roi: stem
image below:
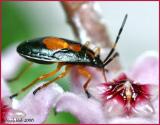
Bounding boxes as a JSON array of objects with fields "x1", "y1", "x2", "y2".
[{"x1": 61, "y1": 2, "x2": 121, "y2": 71}]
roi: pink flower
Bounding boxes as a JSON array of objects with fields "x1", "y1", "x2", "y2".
[
  {"x1": 1, "y1": 44, "x2": 158, "y2": 123},
  {"x1": 100, "y1": 73, "x2": 156, "y2": 117},
  {"x1": 55, "y1": 51, "x2": 158, "y2": 123}
]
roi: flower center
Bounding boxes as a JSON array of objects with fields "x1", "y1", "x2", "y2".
[{"x1": 101, "y1": 73, "x2": 155, "y2": 116}]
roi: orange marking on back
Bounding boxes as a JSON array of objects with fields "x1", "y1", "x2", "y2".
[
  {"x1": 43, "y1": 37, "x2": 69, "y2": 50},
  {"x1": 43, "y1": 37, "x2": 82, "y2": 52},
  {"x1": 69, "y1": 44, "x2": 81, "y2": 52}
]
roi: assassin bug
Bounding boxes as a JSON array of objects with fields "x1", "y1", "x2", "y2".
[{"x1": 9, "y1": 14, "x2": 128, "y2": 99}]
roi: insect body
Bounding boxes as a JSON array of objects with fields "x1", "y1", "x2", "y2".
[
  {"x1": 17, "y1": 37, "x2": 104, "y2": 67},
  {"x1": 9, "y1": 14, "x2": 128, "y2": 99}
]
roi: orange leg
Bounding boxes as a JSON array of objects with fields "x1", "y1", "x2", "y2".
[
  {"x1": 77, "y1": 66, "x2": 92, "y2": 98},
  {"x1": 7, "y1": 63, "x2": 33, "y2": 82},
  {"x1": 33, "y1": 64, "x2": 71, "y2": 95},
  {"x1": 9, "y1": 63, "x2": 64, "y2": 99}
]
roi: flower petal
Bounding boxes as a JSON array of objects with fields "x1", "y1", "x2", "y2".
[
  {"x1": 132, "y1": 99, "x2": 155, "y2": 117},
  {"x1": 1, "y1": 97, "x2": 12, "y2": 123},
  {"x1": 55, "y1": 92, "x2": 106, "y2": 124},
  {"x1": 108, "y1": 117, "x2": 156, "y2": 124},
  {"x1": 87, "y1": 73, "x2": 120, "y2": 101},
  {"x1": 129, "y1": 51, "x2": 158, "y2": 84},
  {"x1": 152, "y1": 99, "x2": 159, "y2": 123},
  {"x1": 103, "y1": 98, "x2": 124, "y2": 117},
  {"x1": 90, "y1": 73, "x2": 158, "y2": 118},
  {"x1": 10, "y1": 82, "x2": 64, "y2": 124},
  {"x1": 1, "y1": 78, "x2": 11, "y2": 97},
  {"x1": 2, "y1": 44, "x2": 25, "y2": 80}
]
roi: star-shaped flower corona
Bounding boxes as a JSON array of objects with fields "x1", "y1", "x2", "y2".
[{"x1": 101, "y1": 73, "x2": 156, "y2": 117}]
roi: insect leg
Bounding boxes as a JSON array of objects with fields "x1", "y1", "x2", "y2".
[
  {"x1": 77, "y1": 66, "x2": 92, "y2": 98},
  {"x1": 33, "y1": 64, "x2": 71, "y2": 95},
  {"x1": 9, "y1": 63, "x2": 64, "y2": 99},
  {"x1": 94, "y1": 47, "x2": 100, "y2": 56},
  {"x1": 102, "y1": 68, "x2": 107, "y2": 82},
  {"x1": 7, "y1": 63, "x2": 33, "y2": 82}
]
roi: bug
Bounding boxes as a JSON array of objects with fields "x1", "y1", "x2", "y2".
[{"x1": 9, "y1": 14, "x2": 128, "y2": 99}]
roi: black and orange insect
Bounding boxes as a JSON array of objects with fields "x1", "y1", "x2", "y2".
[{"x1": 9, "y1": 14, "x2": 128, "y2": 99}]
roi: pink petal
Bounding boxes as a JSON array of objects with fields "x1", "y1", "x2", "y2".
[
  {"x1": 152, "y1": 99, "x2": 159, "y2": 123},
  {"x1": 55, "y1": 92, "x2": 106, "y2": 124},
  {"x1": 129, "y1": 51, "x2": 158, "y2": 85},
  {"x1": 1, "y1": 78, "x2": 25, "y2": 123},
  {"x1": 1, "y1": 78, "x2": 11, "y2": 97},
  {"x1": 1, "y1": 97, "x2": 12, "y2": 123},
  {"x1": 88, "y1": 73, "x2": 126, "y2": 101},
  {"x1": 108, "y1": 117, "x2": 157, "y2": 124},
  {"x1": 90, "y1": 73, "x2": 157, "y2": 118},
  {"x1": 1, "y1": 97, "x2": 25, "y2": 124},
  {"x1": 132, "y1": 99, "x2": 155, "y2": 117},
  {"x1": 11, "y1": 82, "x2": 64, "y2": 124},
  {"x1": 103, "y1": 98, "x2": 124, "y2": 117},
  {"x1": 2, "y1": 44, "x2": 25, "y2": 80},
  {"x1": 6, "y1": 109, "x2": 26, "y2": 124}
]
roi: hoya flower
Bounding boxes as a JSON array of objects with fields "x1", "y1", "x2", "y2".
[
  {"x1": 1, "y1": 44, "x2": 64, "y2": 123},
  {"x1": 1, "y1": 44, "x2": 158, "y2": 124},
  {"x1": 55, "y1": 51, "x2": 158, "y2": 123},
  {"x1": 99, "y1": 73, "x2": 157, "y2": 118}
]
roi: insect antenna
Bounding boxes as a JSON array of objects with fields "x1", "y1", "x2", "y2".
[
  {"x1": 102, "y1": 52, "x2": 119, "y2": 82},
  {"x1": 103, "y1": 52, "x2": 119, "y2": 66},
  {"x1": 103, "y1": 14, "x2": 128, "y2": 66}
]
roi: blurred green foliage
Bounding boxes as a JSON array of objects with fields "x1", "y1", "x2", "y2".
[
  {"x1": 2, "y1": 2, "x2": 79, "y2": 123},
  {"x1": 2, "y1": 2, "x2": 34, "y2": 50}
]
